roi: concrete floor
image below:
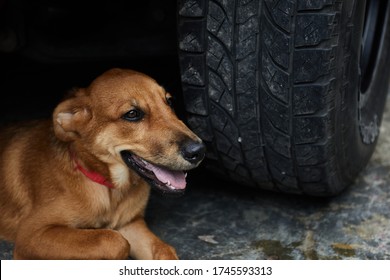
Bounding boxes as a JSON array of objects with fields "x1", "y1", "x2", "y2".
[{"x1": 1, "y1": 94, "x2": 390, "y2": 260}]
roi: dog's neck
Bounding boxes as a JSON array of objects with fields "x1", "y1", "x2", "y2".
[{"x1": 69, "y1": 148, "x2": 114, "y2": 189}]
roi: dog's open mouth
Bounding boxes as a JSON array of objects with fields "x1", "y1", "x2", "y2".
[{"x1": 120, "y1": 151, "x2": 187, "y2": 195}]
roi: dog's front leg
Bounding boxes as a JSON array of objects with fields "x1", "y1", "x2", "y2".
[
  {"x1": 119, "y1": 218, "x2": 178, "y2": 260},
  {"x1": 14, "y1": 225, "x2": 130, "y2": 260}
]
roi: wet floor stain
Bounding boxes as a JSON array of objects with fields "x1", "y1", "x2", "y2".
[
  {"x1": 253, "y1": 237, "x2": 358, "y2": 260},
  {"x1": 253, "y1": 240, "x2": 296, "y2": 260},
  {"x1": 331, "y1": 243, "x2": 356, "y2": 257}
]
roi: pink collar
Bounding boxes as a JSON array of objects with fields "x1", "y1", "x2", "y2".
[{"x1": 70, "y1": 150, "x2": 114, "y2": 189}]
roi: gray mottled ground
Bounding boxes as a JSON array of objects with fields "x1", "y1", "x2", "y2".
[{"x1": 1, "y1": 97, "x2": 390, "y2": 260}]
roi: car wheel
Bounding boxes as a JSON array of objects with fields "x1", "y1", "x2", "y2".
[{"x1": 177, "y1": 0, "x2": 390, "y2": 196}]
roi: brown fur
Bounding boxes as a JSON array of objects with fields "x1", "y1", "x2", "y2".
[{"x1": 0, "y1": 68, "x2": 203, "y2": 259}]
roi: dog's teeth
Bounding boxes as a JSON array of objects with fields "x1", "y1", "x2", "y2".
[
  {"x1": 185, "y1": 172, "x2": 187, "y2": 178},
  {"x1": 166, "y1": 181, "x2": 175, "y2": 190}
]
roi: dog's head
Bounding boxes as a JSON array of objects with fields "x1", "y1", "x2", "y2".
[{"x1": 53, "y1": 68, "x2": 205, "y2": 194}]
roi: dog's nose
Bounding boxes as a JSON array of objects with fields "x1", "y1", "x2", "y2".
[{"x1": 181, "y1": 140, "x2": 206, "y2": 165}]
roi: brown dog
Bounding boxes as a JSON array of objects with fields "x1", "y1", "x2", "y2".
[{"x1": 0, "y1": 68, "x2": 205, "y2": 259}]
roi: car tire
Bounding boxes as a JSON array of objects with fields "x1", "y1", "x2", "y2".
[{"x1": 177, "y1": 0, "x2": 390, "y2": 196}]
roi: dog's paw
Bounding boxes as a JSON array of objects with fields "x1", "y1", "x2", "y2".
[
  {"x1": 152, "y1": 242, "x2": 179, "y2": 260},
  {"x1": 100, "y1": 230, "x2": 131, "y2": 260}
]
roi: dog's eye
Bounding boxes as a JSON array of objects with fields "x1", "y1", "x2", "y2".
[{"x1": 122, "y1": 109, "x2": 144, "y2": 122}]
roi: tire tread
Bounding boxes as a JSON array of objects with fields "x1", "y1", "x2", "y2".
[{"x1": 178, "y1": 0, "x2": 346, "y2": 195}]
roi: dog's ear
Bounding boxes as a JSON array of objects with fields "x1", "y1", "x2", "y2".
[{"x1": 53, "y1": 89, "x2": 92, "y2": 142}]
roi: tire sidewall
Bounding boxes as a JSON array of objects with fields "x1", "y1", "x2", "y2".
[{"x1": 338, "y1": 0, "x2": 390, "y2": 186}]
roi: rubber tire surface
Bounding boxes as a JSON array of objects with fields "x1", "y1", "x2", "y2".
[{"x1": 178, "y1": 0, "x2": 390, "y2": 196}]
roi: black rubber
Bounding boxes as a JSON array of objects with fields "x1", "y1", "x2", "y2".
[{"x1": 177, "y1": 0, "x2": 390, "y2": 196}]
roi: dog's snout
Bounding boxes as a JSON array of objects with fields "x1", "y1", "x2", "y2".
[{"x1": 181, "y1": 140, "x2": 206, "y2": 165}]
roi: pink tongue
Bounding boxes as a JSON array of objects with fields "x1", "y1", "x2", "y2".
[{"x1": 148, "y1": 164, "x2": 186, "y2": 190}]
